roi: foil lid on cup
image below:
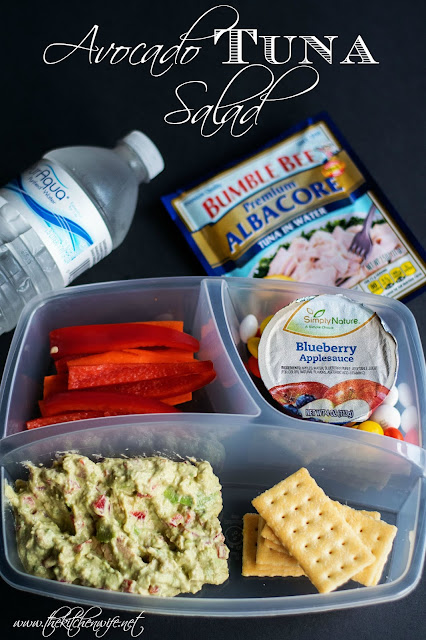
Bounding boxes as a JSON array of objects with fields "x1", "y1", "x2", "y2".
[{"x1": 258, "y1": 294, "x2": 398, "y2": 424}]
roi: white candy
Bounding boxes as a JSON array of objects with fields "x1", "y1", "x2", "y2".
[
  {"x1": 397, "y1": 382, "x2": 413, "y2": 409},
  {"x1": 370, "y1": 404, "x2": 401, "y2": 430},
  {"x1": 239, "y1": 314, "x2": 258, "y2": 343},
  {"x1": 400, "y1": 405, "x2": 418, "y2": 433},
  {"x1": 383, "y1": 385, "x2": 398, "y2": 407}
]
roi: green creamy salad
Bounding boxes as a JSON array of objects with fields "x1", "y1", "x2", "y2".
[{"x1": 5, "y1": 454, "x2": 229, "y2": 597}]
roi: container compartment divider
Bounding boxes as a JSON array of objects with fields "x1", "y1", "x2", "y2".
[{"x1": 0, "y1": 276, "x2": 425, "y2": 615}]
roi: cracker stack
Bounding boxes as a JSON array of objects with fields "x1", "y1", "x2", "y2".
[{"x1": 243, "y1": 467, "x2": 397, "y2": 593}]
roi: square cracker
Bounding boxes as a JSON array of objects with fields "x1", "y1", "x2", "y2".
[
  {"x1": 260, "y1": 501, "x2": 392, "y2": 587},
  {"x1": 256, "y1": 517, "x2": 305, "y2": 576},
  {"x1": 264, "y1": 537, "x2": 288, "y2": 554},
  {"x1": 242, "y1": 513, "x2": 302, "y2": 577},
  {"x1": 261, "y1": 505, "x2": 381, "y2": 547},
  {"x1": 262, "y1": 522, "x2": 282, "y2": 545},
  {"x1": 338, "y1": 504, "x2": 381, "y2": 522},
  {"x1": 340, "y1": 507, "x2": 397, "y2": 586},
  {"x1": 252, "y1": 468, "x2": 375, "y2": 593}
]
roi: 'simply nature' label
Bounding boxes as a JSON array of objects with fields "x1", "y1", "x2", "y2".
[{"x1": 258, "y1": 294, "x2": 398, "y2": 424}]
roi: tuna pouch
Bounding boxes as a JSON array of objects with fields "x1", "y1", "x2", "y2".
[{"x1": 162, "y1": 113, "x2": 426, "y2": 300}]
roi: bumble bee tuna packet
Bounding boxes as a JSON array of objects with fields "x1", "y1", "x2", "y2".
[
  {"x1": 258, "y1": 294, "x2": 398, "y2": 424},
  {"x1": 162, "y1": 113, "x2": 426, "y2": 300}
]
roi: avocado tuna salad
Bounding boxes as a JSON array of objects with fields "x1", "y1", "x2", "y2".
[{"x1": 5, "y1": 453, "x2": 229, "y2": 597}]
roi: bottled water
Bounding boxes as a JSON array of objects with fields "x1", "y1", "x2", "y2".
[{"x1": 0, "y1": 131, "x2": 164, "y2": 334}]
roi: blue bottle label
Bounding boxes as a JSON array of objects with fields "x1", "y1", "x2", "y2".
[{"x1": 0, "y1": 158, "x2": 112, "y2": 285}]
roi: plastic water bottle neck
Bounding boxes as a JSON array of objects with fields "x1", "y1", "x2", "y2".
[{"x1": 113, "y1": 143, "x2": 150, "y2": 184}]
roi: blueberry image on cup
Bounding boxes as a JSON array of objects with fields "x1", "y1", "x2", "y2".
[{"x1": 270, "y1": 383, "x2": 329, "y2": 418}]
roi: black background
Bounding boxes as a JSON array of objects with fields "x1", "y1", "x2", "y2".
[{"x1": 0, "y1": 0, "x2": 425, "y2": 637}]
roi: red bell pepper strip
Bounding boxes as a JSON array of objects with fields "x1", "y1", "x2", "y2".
[
  {"x1": 63, "y1": 348, "x2": 194, "y2": 371},
  {"x1": 55, "y1": 354, "x2": 90, "y2": 373},
  {"x1": 40, "y1": 392, "x2": 182, "y2": 417},
  {"x1": 49, "y1": 324, "x2": 199, "y2": 359},
  {"x1": 137, "y1": 321, "x2": 183, "y2": 332},
  {"x1": 83, "y1": 368, "x2": 216, "y2": 399},
  {"x1": 43, "y1": 374, "x2": 69, "y2": 398},
  {"x1": 68, "y1": 360, "x2": 213, "y2": 389},
  {"x1": 56, "y1": 349, "x2": 194, "y2": 373},
  {"x1": 27, "y1": 411, "x2": 107, "y2": 429},
  {"x1": 26, "y1": 394, "x2": 190, "y2": 428},
  {"x1": 43, "y1": 376, "x2": 191, "y2": 406},
  {"x1": 162, "y1": 393, "x2": 192, "y2": 405},
  {"x1": 125, "y1": 348, "x2": 194, "y2": 360},
  {"x1": 53, "y1": 322, "x2": 188, "y2": 371}
]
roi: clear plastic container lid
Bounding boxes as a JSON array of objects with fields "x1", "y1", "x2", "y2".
[{"x1": 0, "y1": 277, "x2": 424, "y2": 616}]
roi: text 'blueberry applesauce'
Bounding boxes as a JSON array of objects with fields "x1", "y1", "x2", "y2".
[{"x1": 258, "y1": 294, "x2": 398, "y2": 424}]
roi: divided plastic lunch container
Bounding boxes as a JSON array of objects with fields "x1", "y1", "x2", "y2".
[{"x1": 0, "y1": 276, "x2": 425, "y2": 617}]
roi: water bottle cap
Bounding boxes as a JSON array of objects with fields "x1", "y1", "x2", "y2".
[{"x1": 121, "y1": 131, "x2": 164, "y2": 181}]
